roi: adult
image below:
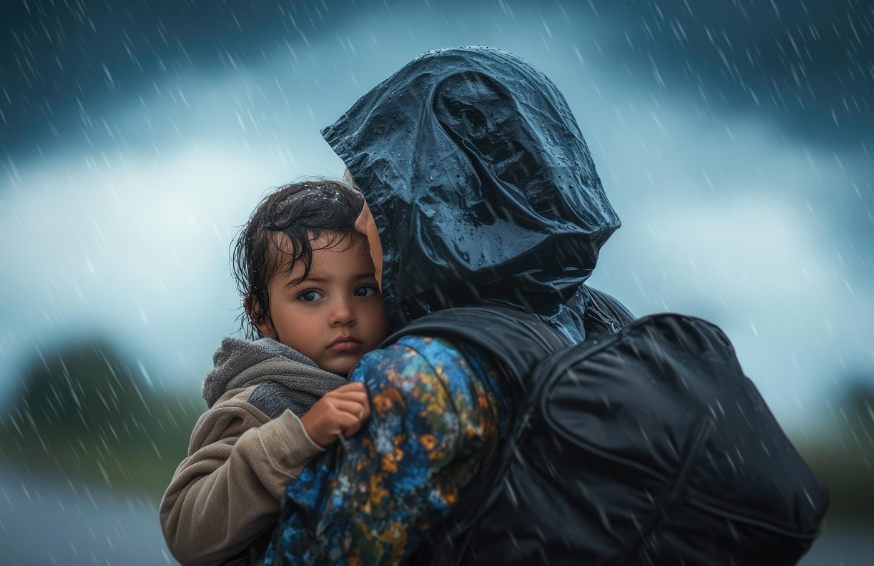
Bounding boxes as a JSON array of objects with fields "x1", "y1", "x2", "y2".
[{"x1": 265, "y1": 47, "x2": 634, "y2": 565}]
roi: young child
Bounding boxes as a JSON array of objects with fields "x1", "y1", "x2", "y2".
[{"x1": 160, "y1": 180, "x2": 388, "y2": 566}]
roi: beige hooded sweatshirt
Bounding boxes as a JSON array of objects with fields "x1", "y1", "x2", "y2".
[{"x1": 160, "y1": 338, "x2": 348, "y2": 566}]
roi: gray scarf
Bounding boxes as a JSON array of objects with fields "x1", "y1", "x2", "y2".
[{"x1": 201, "y1": 338, "x2": 348, "y2": 409}]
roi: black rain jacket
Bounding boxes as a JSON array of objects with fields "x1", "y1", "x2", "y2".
[{"x1": 321, "y1": 46, "x2": 633, "y2": 341}]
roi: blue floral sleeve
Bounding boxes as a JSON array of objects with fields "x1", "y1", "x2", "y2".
[{"x1": 263, "y1": 336, "x2": 511, "y2": 566}]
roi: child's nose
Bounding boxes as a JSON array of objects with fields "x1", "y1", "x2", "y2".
[{"x1": 330, "y1": 298, "x2": 356, "y2": 326}]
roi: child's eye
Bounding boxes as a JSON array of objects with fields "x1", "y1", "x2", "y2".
[
  {"x1": 354, "y1": 285, "x2": 378, "y2": 297},
  {"x1": 299, "y1": 289, "x2": 325, "y2": 302}
]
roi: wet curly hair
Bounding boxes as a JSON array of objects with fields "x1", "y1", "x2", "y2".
[{"x1": 232, "y1": 179, "x2": 365, "y2": 339}]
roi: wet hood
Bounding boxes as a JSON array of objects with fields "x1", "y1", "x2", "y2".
[{"x1": 322, "y1": 47, "x2": 621, "y2": 332}]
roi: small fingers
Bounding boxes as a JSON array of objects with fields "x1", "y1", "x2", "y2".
[
  {"x1": 326, "y1": 399, "x2": 369, "y2": 418},
  {"x1": 340, "y1": 418, "x2": 365, "y2": 437},
  {"x1": 359, "y1": 396, "x2": 371, "y2": 421},
  {"x1": 327, "y1": 385, "x2": 369, "y2": 403}
]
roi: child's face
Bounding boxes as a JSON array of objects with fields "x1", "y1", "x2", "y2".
[{"x1": 256, "y1": 233, "x2": 388, "y2": 376}]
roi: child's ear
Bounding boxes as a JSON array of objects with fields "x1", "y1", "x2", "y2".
[{"x1": 245, "y1": 295, "x2": 277, "y2": 340}]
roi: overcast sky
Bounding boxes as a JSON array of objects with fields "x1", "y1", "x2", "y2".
[{"x1": 2, "y1": 0, "x2": 872, "y2": 436}]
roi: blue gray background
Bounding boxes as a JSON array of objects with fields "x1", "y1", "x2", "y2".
[{"x1": 1, "y1": 1, "x2": 871, "y2": 564}]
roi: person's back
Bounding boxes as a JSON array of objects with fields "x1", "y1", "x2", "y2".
[
  {"x1": 160, "y1": 180, "x2": 386, "y2": 565},
  {"x1": 264, "y1": 48, "x2": 633, "y2": 565},
  {"x1": 386, "y1": 305, "x2": 826, "y2": 566}
]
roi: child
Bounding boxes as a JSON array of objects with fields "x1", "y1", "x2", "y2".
[{"x1": 160, "y1": 180, "x2": 388, "y2": 566}]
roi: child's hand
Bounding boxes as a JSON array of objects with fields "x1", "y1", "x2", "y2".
[{"x1": 300, "y1": 382, "x2": 371, "y2": 448}]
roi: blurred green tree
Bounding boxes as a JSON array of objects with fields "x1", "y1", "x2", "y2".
[
  {"x1": 0, "y1": 338, "x2": 202, "y2": 495},
  {"x1": 796, "y1": 375, "x2": 874, "y2": 526}
]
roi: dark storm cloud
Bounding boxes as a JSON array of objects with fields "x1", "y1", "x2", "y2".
[
  {"x1": 4, "y1": 0, "x2": 871, "y2": 159},
  {"x1": 549, "y1": 0, "x2": 873, "y2": 281},
  {"x1": 0, "y1": 0, "x2": 362, "y2": 154},
  {"x1": 572, "y1": 0, "x2": 873, "y2": 149}
]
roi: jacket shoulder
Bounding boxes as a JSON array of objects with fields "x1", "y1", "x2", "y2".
[
  {"x1": 356, "y1": 335, "x2": 479, "y2": 377},
  {"x1": 188, "y1": 386, "x2": 270, "y2": 454}
]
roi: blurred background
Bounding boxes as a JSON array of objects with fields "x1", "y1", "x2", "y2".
[{"x1": 1, "y1": 0, "x2": 871, "y2": 564}]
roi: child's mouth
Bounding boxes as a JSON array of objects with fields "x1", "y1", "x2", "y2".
[{"x1": 328, "y1": 339, "x2": 362, "y2": 352}]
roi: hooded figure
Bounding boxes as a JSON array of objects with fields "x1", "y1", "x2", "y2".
[
  {"x1": 323, "y1": 46, "x2": 632, "y2": 342},
  {"x1": 265, "y1": 48, "x2": 634, "y2": 566}
]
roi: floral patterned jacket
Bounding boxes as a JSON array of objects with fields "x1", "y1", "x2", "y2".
[{"x1": 263, "y1": 335, "x2": 511, "y2": 565}]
